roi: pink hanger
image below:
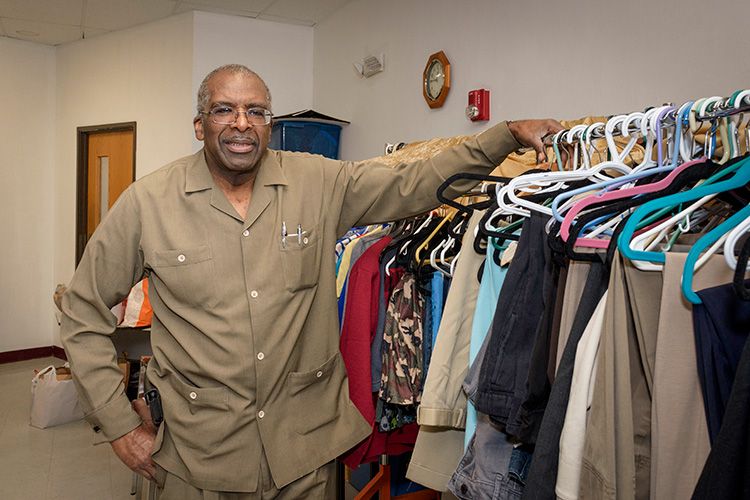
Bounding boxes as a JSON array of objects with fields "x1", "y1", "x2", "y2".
[{"x1": 560, "y1": 158, "x2": 703, "y2": 247}]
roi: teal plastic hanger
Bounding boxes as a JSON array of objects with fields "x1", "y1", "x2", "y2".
[
  {"x1": 616, "y1": 155, "x2": 750, "y2": 264},
  {"x1": 681, "y1": 204, "x2": 750, "y2": 304}
]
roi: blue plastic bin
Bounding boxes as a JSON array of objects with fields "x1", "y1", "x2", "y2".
[{"x1": 270, "y1": 120, "x2": 342, "y2": 159}]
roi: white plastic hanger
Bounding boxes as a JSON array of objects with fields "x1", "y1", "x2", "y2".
[{"x1": 724, "y1": 214, "x2": 750, "y2": 271}]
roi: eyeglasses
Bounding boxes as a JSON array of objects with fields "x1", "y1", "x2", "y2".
[{"x1": 201, "y1": 106, "x2": 273, "y2": 126}]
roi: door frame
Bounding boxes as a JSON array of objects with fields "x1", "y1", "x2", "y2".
[{"x1": 76, "y1": 122, "x2": 137, "y2": 265}]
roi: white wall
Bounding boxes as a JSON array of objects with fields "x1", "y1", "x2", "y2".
[
  {"x1": 191, "y1": 12, "x2": 314, "y2": 152},
  {"x1": 0, "y1": 11, "x2": 314, "y2": 353},
  {"x1": 52, "y1": 13, "x2": 196, "y2": 346},
  {"x1": 314, "y1": 0, "x2": 750, "y2": 161},
  {"x1": 0, "y1": 38, "x2": 57, "y2": 352}
]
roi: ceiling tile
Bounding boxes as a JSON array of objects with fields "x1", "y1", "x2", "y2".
[
  {"x1": 255, "y1": 13, "x2": 314, "y2": 27},
  {"x1": 173, "y1": 2, "x2": 260, "y2": 18},
  {"x1": 81, "y1": 26, "x2": 111, "y2": 40},
  {"x1": 0, "y1": 0, "x2": 352, "y2": 46},
  {"x1": 2, "y1": 17, "x2": 82, "y2": 45},
  {"x1": 179, "y1": 0, "x2": 273, "y2": 13},
  {"x1": 84, "y1": 0, "x2": 176, "y2": 32},
  {"x1": 0, "y1": 0, "x2": 83, "y2": 26},
  {"x1": 262, "y1": 0, "x2": 350, "y2": 24}
]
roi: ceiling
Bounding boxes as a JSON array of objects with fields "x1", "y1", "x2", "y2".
[{"x1": 0, "y1": 0, "x2": 352, "y2": 46}]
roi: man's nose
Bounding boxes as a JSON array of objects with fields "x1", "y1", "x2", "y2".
[{"x1": 232, "y1": 110, "x2": 252, "y2": 131}]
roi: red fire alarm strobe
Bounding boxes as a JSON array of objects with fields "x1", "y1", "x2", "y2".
[{"x1": 466, "y1": 89, "x2": 490, "y2": 121}]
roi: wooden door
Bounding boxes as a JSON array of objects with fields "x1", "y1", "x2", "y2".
[
  {"x1": 86, "y1": 130, "x2": 134, "y2": 237},
  {"x1": 76, "y1": 123, "x2": 136, "y2": 265}
]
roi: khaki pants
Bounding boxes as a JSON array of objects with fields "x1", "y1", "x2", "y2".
[{"x1": 155, "y1": 455, "x2": 336, "y2": 500}]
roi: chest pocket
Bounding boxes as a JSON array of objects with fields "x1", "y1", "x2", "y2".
[
  {"x1": 151, "y1": 245, "x2": 219, "y2": 309},
  {"x1": 279, "y1": 222, "x2": 321, "y2": 292}
]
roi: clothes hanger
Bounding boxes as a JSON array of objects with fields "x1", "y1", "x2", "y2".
[
  {"x1": 553, "y1": 156, "x2": 722, "y2": 265},
  {"x1": 724, "y1": 213, "x2": 750, "y2": 271},
  {"x1": 621, "y1": 99, "x2": 748, "y2": 244},
  {"x1": 413, "y1": 210, "x2": 455, "y2": 268},
  {"x1": 428, "y1": 212, "x2": 467, "y2": 276},
  {"x1": 728, "y1": 90, "x2": 750, "y2": 157},
  {"x1": 491, "y1": 129, "x2": 583, "y2": 218},
  {"x1": 550, "y1": 107, "x2": 669, "y2": 227},
  {"x1": 565, "y1": 125, "x2": 588, "y2": 171},
  {"x1": 499, "y1": 160, "x2": 633, "y2": 219},
  {"x1": 638, "y1": 111, "x2": 736, "y2": 259},
  {"x1": 546, "y1": 107, "x2": 667, "y2": 248},
  {"x1": 681, "y1": 203, "x2": 750, "y2": 303},
  {"x1": 558, "y1": 106, "x2": 683, "y2": 246},
  {"x1": 383, "y1": 212, "x2": 433, "y2": 276},
  {"x1": 617, "y1": 155, "x2": 750, "y2": 266},
  {"x1": 553, "y1": 106, "x2": 676, "y2": 250},
  {"x1": 436, "y1": 173, "x2": 512, "y2": 217}
]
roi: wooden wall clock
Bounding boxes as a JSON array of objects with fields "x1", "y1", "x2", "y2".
[{"x1": 423, "y1": 51, "x2": 450, "y2": 109}]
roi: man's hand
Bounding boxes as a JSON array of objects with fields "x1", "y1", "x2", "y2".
[
  {"x1": 508, "y1": 119, "x2": 568, "y2": 165},
  {"x1": 110, "y1": 398, "x2": 158, "y2": 482}
]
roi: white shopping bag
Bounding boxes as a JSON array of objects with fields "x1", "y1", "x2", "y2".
[{"x1": 29, "y1": 364, "x2": 85, "y2": 429}]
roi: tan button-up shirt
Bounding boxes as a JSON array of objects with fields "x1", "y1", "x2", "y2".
[{"x1": 61, "y1": 122, "x2": 522, "y2": 491}]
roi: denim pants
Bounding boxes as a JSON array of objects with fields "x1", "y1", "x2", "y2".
[
  {"x1": 450, "y1": 337, "x2": 531, "y2": 500},
  {"x1": 474, "y1": 214, "x2": 551, "y2": 435},
  {"x1": 447, "y1": 414, "x2": 531, "y2": 500}
]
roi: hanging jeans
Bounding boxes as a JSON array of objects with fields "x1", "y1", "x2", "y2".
[
  {"x1": 448, "y1": 413, "x2": 530, "y2": 500},
  {"x1": 474, "y1": 213, "x2": 551, "y2": 435}
]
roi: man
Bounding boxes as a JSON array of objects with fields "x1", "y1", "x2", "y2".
[{"x1": 61, "y1": 63, "x2": 564, "y2": 499}]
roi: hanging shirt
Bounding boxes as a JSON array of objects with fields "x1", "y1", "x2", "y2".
[
  {"x1": 464, "y1": 237, "x2": 511, "y2": 448},
  {"x1": 380, "y1": 272, "x2": 425, "y2": 405}
]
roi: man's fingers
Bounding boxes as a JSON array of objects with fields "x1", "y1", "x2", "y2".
[{"x1": 135, "y1": 461, "x2": 158, "y2": 482}]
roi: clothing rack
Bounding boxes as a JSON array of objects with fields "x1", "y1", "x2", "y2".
[
  {"x1": 539, "y1": 102, "x2": 750, "y2": 148},
  {"x1": 353, "y1": 456, "x2": 440, "y2": 500}
]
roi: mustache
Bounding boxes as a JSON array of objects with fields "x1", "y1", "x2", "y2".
[{"x1": 222, "y1": 135, "x2": 258, "y2": 146}]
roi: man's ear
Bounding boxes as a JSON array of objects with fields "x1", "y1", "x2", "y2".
[{"x1": 193, "y1": 116, "x2": 204, "y2": 141}]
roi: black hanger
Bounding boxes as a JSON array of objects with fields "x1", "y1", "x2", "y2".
[{"x1": 436, "y1": 172, "x2": 512, "y2": 217}]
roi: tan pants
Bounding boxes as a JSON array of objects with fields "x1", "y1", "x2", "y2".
[{"x1": 155, "y1": 455, "x2": 336, "y2": 500}]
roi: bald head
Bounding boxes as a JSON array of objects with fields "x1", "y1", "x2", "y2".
[{"x1": 197, "y1": 64, "x2": 272, "y2": 114}]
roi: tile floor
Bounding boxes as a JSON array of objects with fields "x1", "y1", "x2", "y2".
[
  {"x1": 5, "y1": 357, "x2": 452, "y2": 500},
  {"x1": 1, "y1": 357, "x2": 136, "y2": 499}
]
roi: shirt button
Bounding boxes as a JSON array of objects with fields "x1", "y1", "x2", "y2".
[
  {"x1": 243, "y1": 230, "x2": 249, "y2": 237},
  {"x1": 250, "y1": 290, "x2": 259, "y2": 298},
  {"x1": 316, "y1": 371, "x2": 323, "y2": 378},
  {"x1": 258, "y1": 410, "x2": 265, "y2": 419},
  {"x1": 189, "y1": 391, "x2": 197, "y2": 400},
  {"x1": 257, "y1": 352, "x2": 264, "y2": 360},
  {"x1": 303, "y1": 237, "x2": 309, "y2": 245},
  {"x1": 177, "y1": 254, "x2": 186, "y2": 262}
]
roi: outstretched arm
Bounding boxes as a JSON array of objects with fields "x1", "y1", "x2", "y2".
[{"x1": 508, "y1": 119, "x2": 567, "y2": 164}]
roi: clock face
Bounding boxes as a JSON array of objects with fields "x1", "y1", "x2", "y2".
[
  {"x1": 425, "y1": 60, "x2": 445, "y2": 100},
  {"x1": 423, "y1": 51, "x2": 450, "y2": 108}
]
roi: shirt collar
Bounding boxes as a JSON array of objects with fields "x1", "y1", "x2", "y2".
[{"x1": 184, "y1": 148, "x2": 289, "y2": 193}]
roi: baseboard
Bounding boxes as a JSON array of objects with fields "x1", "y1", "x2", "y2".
[
  {"x1": 0, "y1": 346, "x2": 67, "y2": 364},
  {"x1": 52, "y1": 345, "x2": 67, "y2": 360}
]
